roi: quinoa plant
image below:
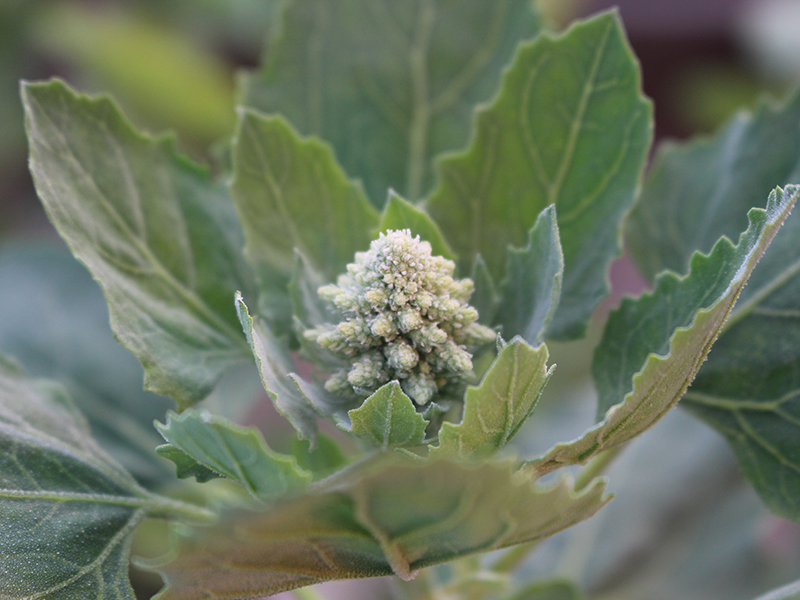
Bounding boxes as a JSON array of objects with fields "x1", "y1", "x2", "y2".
[{"x1": 4, "y1": 2, "x2": 800, "y2": 600}]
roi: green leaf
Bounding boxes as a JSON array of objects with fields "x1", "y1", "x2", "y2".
[
  {"x1": 288, "y1": 250, "x2": 346, "y2": 369},
  {"x1": 625, "y1": 89, "x2": 800, "y2": 282},
  {"x1": 348, "y1": 381, "x2": 428, "y2": 449},
  {"x1": 426, "y1": 11, "x2": 652, "y2": 340},
  {"x1": 155, "y1": 410, "x2": 311, "y2": 501},
  {"x1": 151, "y1": 456, "x2": 608, "y2": 599},
  {"x1": 155, "y1": 444, "x2": 220, "y2": 483},
  {"x1": 377, "y1": 191, "x2": 456, "y2": 260},
  {"x1": 681, "y1": 188, "x2": 800, "y2": 520},
  {"x1": 624, "y1": 89, "x2": 800, "y2": 521},
  {"x1": 230, "y1": 109, "x2": 378, "y2": 333},
  {"x1": 22, "y1": 79, "x2": 252, "y2": 409},
  {"x1": 239, "y1": 0, "x2": 541, "y2": 203},
  {"x1": 499, "y1": 206, "x2": 564, "y2": 344},
  {"x1": 290, "y1": 434, "x2": 349, "y2": 478},
  {"x1": 529, "y1": 186, "x2": 799, "y2": 477},
  {"x1": 433, "y1": 337, "x2": 553, "y2": 459},
  {"x1": 235, "y1": 293, "x2": 319, "y2": 444},
  {"x1": 0, "y1": 359, "x2": 209, "y2": 600},
  {"x1": 471, "y1": 254, "x2": 503, "y2": 325}
]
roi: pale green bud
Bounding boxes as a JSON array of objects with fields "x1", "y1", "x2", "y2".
[{"x1": 309, "y1": 229, "x2": 493, "y2": 405}]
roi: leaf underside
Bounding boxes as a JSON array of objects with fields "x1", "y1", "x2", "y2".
[
  {"x1": 426, "y1": 11, "x2": 652, "y2": 340},
  {"x1": 625, "y1": 89, "x2": 800, "y2": 521},
  {"x1": 529, "y1": 185, "x2": 799, "y2": 477},
  {"x1": 152, "y1": 456, "x2": 608, "y2": 600},
  {"x1": 240, "y1": 0, "x2": 541, "y2": 204},
  {"x1": 22, "y1": 79, "x2": 252, "y2": 409}
]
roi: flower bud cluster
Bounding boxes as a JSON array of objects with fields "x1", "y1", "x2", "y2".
[{"x1": 306, "y1": 229, "x2": 495, "y2": 405}]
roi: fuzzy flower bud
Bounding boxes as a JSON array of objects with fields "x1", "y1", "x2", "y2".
[{"x1": 310, "y1": 229, "x2": 495, "y2": 405}]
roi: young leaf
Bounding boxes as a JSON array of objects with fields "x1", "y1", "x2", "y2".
[
  {"x1": 433, "y1": 337, "x2": 553, "y2": 459},
  {"x1": 529, "y1": 186, "x2": 799, "y2": 477},
  {"x1": 377, "y1": 191, "x2": 456, "y2": 260},
  {"x1": 151, "y1": 456, "x2": 608, "y2": 599},
  {"x1": 22, "y1": 79, "x2": 252, "y2": 409},
  {"x1": 0, "y1": 359, "x2": 208, "y2": 600},
  {"x1": 239, "y1": 0, "x2": 541, "y2": 203},
  {"x1": 155, "y1": 444, "x2": 220, "y2": 483},
  {"x1": 235, "y1": 293, "x2": 319, "y2": 444},
  {"x1": 230, "y1": 109, "x2": 378, "y2": 332},
  {"x1": 499, "y1": 206, "x2": 564, "y2": 344},
  {"x1": 471, "y1": 254, "x2": 503, "y2": 325},
  {"x1": 681, "y1": 200, "x2": 800, "y2": 520},
  {"x1": 288, "y1": 250, "x2": 346, "y2": 370},
  {"x1": 348, "y1": 381, "x2": 428, "y2": 449},
  {"x1": 155, "y1": 410, "x2": 311, "y2": 501},
  {"x1": 426, "y1": 11, "x2": 652, "y2": 340},
  {"x1": 626, "y1": 89, "x2": 800, "y2": 282}
]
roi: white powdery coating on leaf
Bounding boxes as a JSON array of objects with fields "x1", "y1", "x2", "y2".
[{"x1": 307, "y1": 229, "x2": 495, "y2": 404}]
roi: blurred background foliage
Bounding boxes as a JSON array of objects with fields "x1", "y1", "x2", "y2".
[{"x1": 2, "y1": 1, "x2": 800, "y2": 599}]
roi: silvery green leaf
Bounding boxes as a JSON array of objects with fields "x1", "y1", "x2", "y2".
[
  {"x1": 377, "y1": 191, "x2": 456, "y2": 260},
  {"x1": 239, "y1": 0, "x2": 542, "y2": 203},
  {"x1": 0, "y1": 241, "x2": 172, "y2": 488},
  {"x1": 471, "y1": 254, "x2": 503, "y2": 325},
  {"x1": 625, "y1": 88, "x2": 800, "y2": 521},
  {"x1": 348, "y1": 381, "x2": 428, "y2": 449},
  {"x1": 529, "y1": 186, "x2": 799, "y2": 476},
  {"x1": 426, "y1": 12, "x2": 652, "y2": 340},
  {"x1": 235, "y1": 293, "x2": 319, "y2": 444},
  {"x1": 433, "y1": 337, "x2": 553, "y2": 459},
  {"x1": 22, "y1": 79, "x2": 252, "y2": 409},
  {"x1": 230, "y1": 109, "x2": 378, "y2": 335},
  {"x1": 626, "y1": 89, "x2": 800, "y2": 282},
  {"x1": 156, "y1": 409, "x2": 311, "y2": 502},
  {"x1": 0, "y1": 359, "x2": 209, "y2": 600},
  {"x1": 152, "y1": 456, "x2": 607, "y2": 599},
  {"x1": 499, "y1": 206, "x2": 564, "y2": 344}
]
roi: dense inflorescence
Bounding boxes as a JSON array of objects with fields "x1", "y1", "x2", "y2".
[{"x1": 305, "y1": 229, "x2": 495, "y2": 405}]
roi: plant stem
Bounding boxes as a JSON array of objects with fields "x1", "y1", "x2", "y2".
[
  {"x1": 491, "y1": 446, "x2": 624, "y2": 574},
  {"x1": 144, "y1": 494, "x2": 217, "y2": 524}
]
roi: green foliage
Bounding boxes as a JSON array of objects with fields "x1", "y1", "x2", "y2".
[
  {"x1": 625, "y1": 90, "x2": 800, "y2": 521},
  {"x1": 378, "y1": 190, "x2": 457, "y2": 261},
  {"x1": 498, "y1": 206, "x2": 564, "y2": 345},
  {"x1": 348, "y1": 382, "x2": 429, "y2": 449},
  {"x1": 426, "y1": 11, "x2": 652, "y2": 340},
  {"x1": 151, "y1": 457, "x2": 608, "y2": 598},
  {"x1": 230, "y1": 108, "x2": 378, "y2": 331},
  {"x1": 9, "y1": 3, "x2": 800, "y2": 600},
  {"x1": 0, "y1": 357, "x2": 209, "y2": 600},
  {"x1": 530, "y1": 186, "x2": 798, "y2": 476},
  {"x1": 156, "y1": 410, "x2": 311, "y2": 501},
  {"x1": 240, "y1": 0, "x2": 541, "y2": 203},
  {"x1": 433, "y1": 337, "x2": 553, "y2": 459},
  {"x1": 21, "y1": 79, "x2": 252, "y2": 410}
]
